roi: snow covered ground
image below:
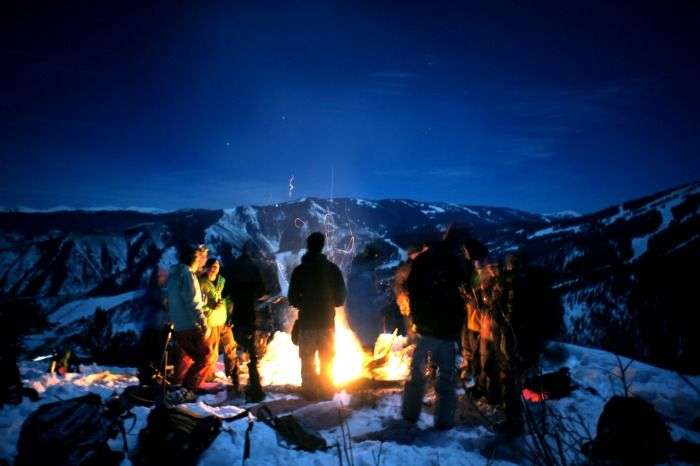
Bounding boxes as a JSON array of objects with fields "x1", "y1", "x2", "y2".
[{"x1": 1, "y1": 342, "x2": 699, "y2": 465}]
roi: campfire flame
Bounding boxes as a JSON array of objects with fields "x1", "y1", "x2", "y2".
[
  {"x1": 332, "y1": 307, "x2": 367, "y2": 385},
  {"x1": 259, "y1": 307, "x2": 412, "y2": 388}
]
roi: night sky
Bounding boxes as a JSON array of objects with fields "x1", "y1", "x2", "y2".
[{"x1": 2, "y1": 1, "x2": 699, "y2": 213}]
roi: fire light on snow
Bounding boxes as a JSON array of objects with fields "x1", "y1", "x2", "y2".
[{"x1": 259, "y1": 308, "x2": 412, "y2": 388}]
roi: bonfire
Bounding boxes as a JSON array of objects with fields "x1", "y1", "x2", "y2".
[{"x1": 259, "y1": 307, "x2": 412, "y2": 389}]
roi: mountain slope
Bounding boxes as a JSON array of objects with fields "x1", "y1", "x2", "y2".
[{"x1": 1, "y1": 181, "x2": 698, "y2": 371}]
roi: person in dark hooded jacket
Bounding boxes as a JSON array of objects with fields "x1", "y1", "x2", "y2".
[
  {"x1": 228, "y1": 243, "x2": 267, "y2": 402},
  {"x1": 288, "y1": 232, "x2": 346, "y2": 400},
  {"x1": 401, "y1": 224, "x2": 480, "y2": 430}
]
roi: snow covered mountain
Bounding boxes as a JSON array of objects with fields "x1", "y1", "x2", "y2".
[{"x1": 1, "y1": 181, "x2": 698, "y2": 372}]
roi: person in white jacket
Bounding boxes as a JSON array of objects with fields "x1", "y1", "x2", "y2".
[{"x1": 167, "y1": 243, "x2": 210, "y2": 396}]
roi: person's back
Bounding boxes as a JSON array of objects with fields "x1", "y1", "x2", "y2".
[
  {"x1": 289, "y1": 251, "x2": 346, "y2": 330},
  {"x1": 406, "y1": 242, "x2": 472, "y2": 340},
  {"x1": 228, "y1": 252, "x2": 265, "y2": 328},
  {"x1": 401, "y1": 226, "x2": 479, "y2": 430}
]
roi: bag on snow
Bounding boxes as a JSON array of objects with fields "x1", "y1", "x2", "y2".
[
  {"x1": 523, "y1": 367, "x2": 573, "y2": 401},
  {"x1": 257, "y1": 405, "x2": 328, "y2": 452},
  {"x1": 15, "y1": 393, "x2": 128, "y2": 466},
  {"x1": 131, "y1": 403, "x2": 222, "y2": 466},
  {"x1": 583, "y1": 395, "x2": 672, "y2": 465}
]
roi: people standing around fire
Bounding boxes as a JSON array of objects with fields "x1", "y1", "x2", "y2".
[
  {"x1": 167, "y1": 243, "x2": 210, "y2": 400},
  {"x1": 288, "y1": 232, "x2": 347, "y2": 401},
  {"x1": 401, "y1": 225, "x2": 482, "y2": 430},
  {"x1": 228, "y1": 242, "x2": 267, "y2": 402},
  {"x1": 199, "y1": 258, "x2": 238, "y2": 389}
]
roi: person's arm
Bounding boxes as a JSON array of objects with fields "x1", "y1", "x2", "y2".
[{"x1": 216, "y1": 276, "x2": 226, "y2": 301}]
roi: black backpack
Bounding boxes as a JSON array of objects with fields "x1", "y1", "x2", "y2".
[
  {"x1": 584, "y1": 396, "x2": 672, "y2": 465},
  {"x1": 131, "y1": 403, "x2": 222, "y2": 466},
  {"x1": 257, "y1": 405, "x2": 328, "y2": 452},
  {"x1": 15, "y1": 393, "x2": 128, "y2": 466}
]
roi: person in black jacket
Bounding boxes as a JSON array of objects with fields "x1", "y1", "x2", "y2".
[
  {"x1": 288, "y1": 232, "x2": 347, "y2": 400},
  {"x1": 401, "y1": 224, "x2": 479, "y2": 430},
  {"x1": 228, "y1": 243, "x2": 267, "y2": 402}
]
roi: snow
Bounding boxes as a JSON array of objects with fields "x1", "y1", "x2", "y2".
[
  {"x1": 274, "y1": 251, "x2": 302, "y2": 296},
  {"x1": 382, "y1": 237, "x2": 408, "y2": 262},
  {"x1": 49, "y1": 291, "x2": 143, "y2": 324},
  {"x1": 463, "y1": 206, "x2": 481, "y2": 217},
  {"x1": 159, "y1": 246, "x2": 179, "y2": 269},
  {"x1": 628, "y1": 191, "x2": 688, "y2": 262},
  {"x1": 545, "y1": 210, "x2": 581, "y2": 219},
  {"x1": 356, "y1": 199, "x2": 379, "y2": 209},
  {"x1": 2, "y1": 342, "x2": 699, "y2": 465},
  {"x1": 377, "y1": 259, "x2": 401, "y2": 270},
  {"x1": 205, "y1": 210, "x2": 251, "y2": 253},
  {"x1": 563, "y1": 247, "x2": 584, "y2": 268},
  {"x1": 420, "y1": 204, "x2": 446, "y2": 216},
  {"x1": 527, "y1": 225, "x2": 582, "y2": 240}
]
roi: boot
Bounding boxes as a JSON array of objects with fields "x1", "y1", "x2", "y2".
[
  {"x1": 229, "y1": 365, "x2": 240, "y2": 394},
  {"x1": 245, "y1": 362, "x2": 265, "y2": 403}
]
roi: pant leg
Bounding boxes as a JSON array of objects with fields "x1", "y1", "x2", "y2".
[
  {"x1": 434, "y1": 338, "x2": 458, "y2": 429},
  {"x1": 298, "y1": 329, "x2": 320, "y2": 395},
  {"x1": 469, "y1": 331, "x2": 481, "y2": 380},
  {"x1": 479, "y1": 337, "x2": 500, "y2": 402},
  {"x1": 402, "y1": 334, "x2": 429, "y2": 422},
  {"x1": 247, "y1": 337, "x2": 262, "y2": 393},
  {"x1": 236, "y1": 325, "x2": 264, "y2": 395},
  {"x1": 204, "y1": 326, "x2": 221, "y2": 381},
  {"x1": 219, "y1": 325, "x2": 238, "y2": 378},
  {"x1": 318, "y1": 328, "x2": 335, "y2": 395},
  {"x1": 460, "y1": 323, "x2": 471, "y2": 379},
  {"x1": 175, "y1": 329, "x2": 213, "y2": 391},
  {"x1": 173, "y1": 332, "x2": 194, "y2": 386}
]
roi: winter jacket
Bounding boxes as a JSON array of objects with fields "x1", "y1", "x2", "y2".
[
  {"x1": 406, "y1": 242, "x2": 473, "y2": 341},
  {"x1": 167, "y1": 263, "x2": 207, "y2": 332},
  {"x1": 199, "y1": 275, "x2": 228, "y2": 328},
  {"x1": 228, "y1": 253, "x2": 266, "y2": 328},
  {"x1": 288, "y1": 251, "x2": 346, "y2": 330}
]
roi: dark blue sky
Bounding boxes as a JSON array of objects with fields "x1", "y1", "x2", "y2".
[{"x1": 2, "y1": 1, "x2": 699, "y2": 213}]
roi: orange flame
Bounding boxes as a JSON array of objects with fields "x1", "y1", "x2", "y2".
[{"x1": 259, "y1": 307, "x2": 412, "y2": 388}]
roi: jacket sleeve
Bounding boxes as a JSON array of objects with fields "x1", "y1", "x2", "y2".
[
  {"x1": 182, "y1": 271, "x2": 207, "y2": 328},
  {"x1": 287, "y1": 267, "x2": 301, "y2": 308},
  {"x1": 332, "y1": 264, "x2": 347, "y2": 307}
]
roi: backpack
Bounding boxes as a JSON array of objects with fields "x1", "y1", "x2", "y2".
[
  {"x1": 584, "y1": 395, "x2": 672, "y2": 465},
  {"x1": 131, "y1": 403, "x2": 222, "y2": 466},
  {"x1": 15, "y1": 393, "x2": 129, "y2": 466},
  {"x1": 257, "y1": 405, "x2": 328, "y2": 452},
  {"x1": 523, "y1": 367, "x2": 573, "y2": 401}
]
